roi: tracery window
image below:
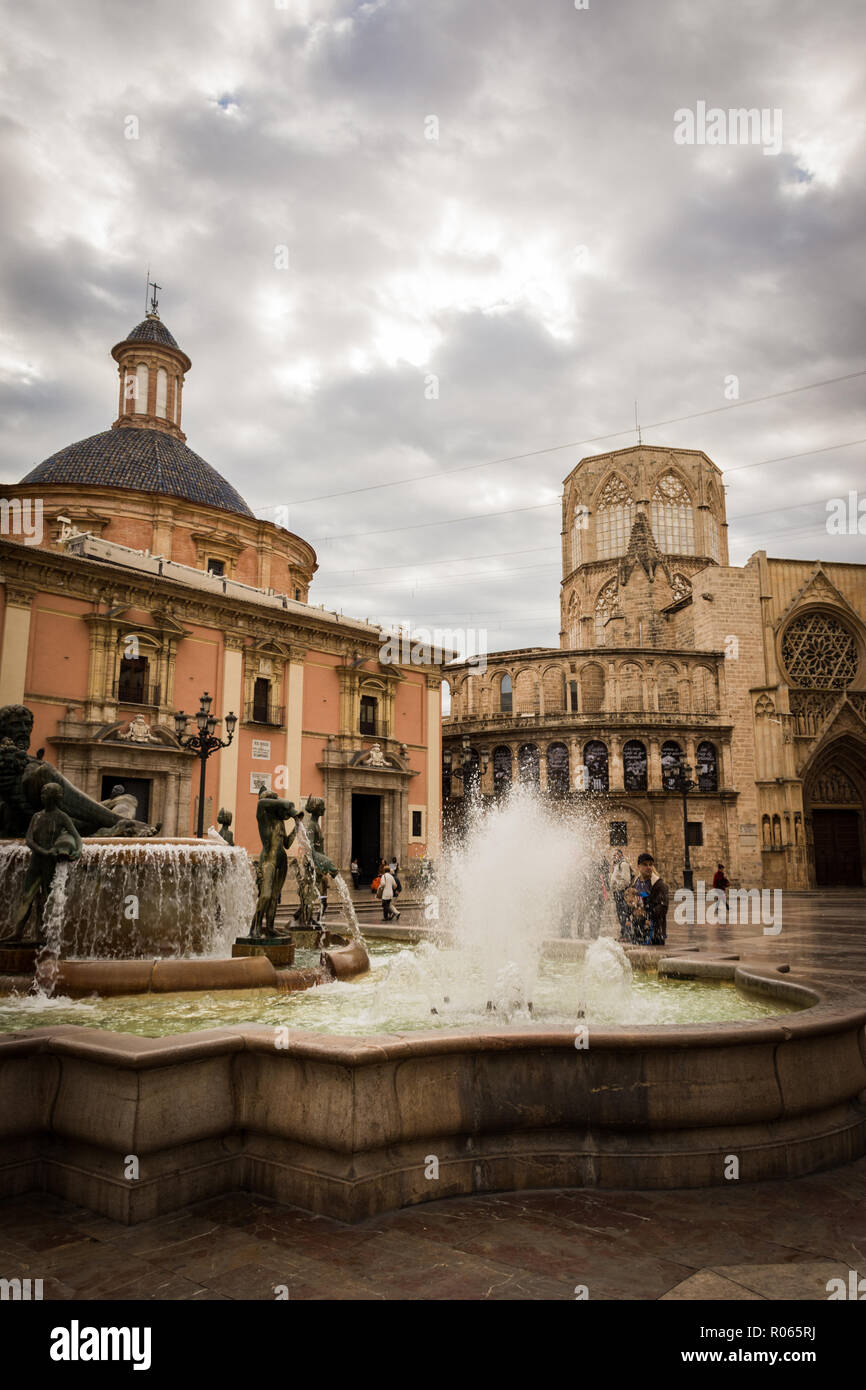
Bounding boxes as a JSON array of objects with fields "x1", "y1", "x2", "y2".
[
  {"x1": 661, "y1": 739, "x2": 683, "y2": 791},
  {"x1": 650, "y1": 472, "x2": 695, "y2": 555},
  {"x1": 594, "y1": 578, "x2": 619, "y2": 646},
  {"x1": 518, "y1": 744, "x2": 540, "y2": 785},
  {"x1": 781, "y1": 612, "x2": 858, "y2": 689},
  {"x1": 696, "y1": 741, "x2": 718, "y2": 792},
  {"x1": 595, "y1": 476, "x2": 635, "y2": 560},
  {"x1": 583, "y1": 740, "x2": 609, "y2": 793},
  {"x1": 623, "y1": 739, "x2": 648, "y2": 791},
  {"x1": 671, "y1": 572, "x2": 691, "y2": 601},
  {"x1": 493, "y1": 746, "x2": 513, "y2": 797}
]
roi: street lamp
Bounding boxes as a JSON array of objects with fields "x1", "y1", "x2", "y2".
[
  {"x1": 443, "y1": 738, "x2": 489, "y2": 798},
  {"x1": 668, "y1": 753, "x2": 697, "y2": 890},
  {"x1": 174, "y1": 691, "x2": 238, "y2": 838}
]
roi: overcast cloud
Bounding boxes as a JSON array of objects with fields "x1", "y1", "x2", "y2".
[{"x1": 1, "y1": 0, "x2": 864, "y2": 651}]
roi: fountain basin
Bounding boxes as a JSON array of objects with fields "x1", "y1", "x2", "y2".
[
  {"x1": 0, "y1": 838, "x2": 256, "y2": 957},
  {"x1": 1, "y1": 955, "x2": 864, "y2": 1224}
]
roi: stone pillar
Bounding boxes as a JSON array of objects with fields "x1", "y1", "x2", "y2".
[
  {"x1": 217, "y1": 634, "x2": 245, "y2": 823},
  {"x1": 0, "y1": 586, "x2": 34, "y2": 704},
  {"x1": 426, "y1": 677, "x2": 442, "y2": 859},
  {"x1": 648, "y1": 737, "x2": 662, "y2": 791},
  {"x1": 609, "y1": 736, "x2": 624, "y2": 792},
  {"x1": 283, "y1": 646, "x2": 306, "y2": 803}
]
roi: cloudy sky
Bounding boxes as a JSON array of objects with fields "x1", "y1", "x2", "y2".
[{"x1": 1, "y1": 0, "x2": 864, "y2": 652}]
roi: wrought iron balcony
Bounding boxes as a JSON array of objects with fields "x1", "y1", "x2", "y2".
[
  {"x1": 244, "y1": 701, "x2": 286, "y2": 727},
  {"x1": 359, "y1": 717, "x2": 390, "y2": 738}
]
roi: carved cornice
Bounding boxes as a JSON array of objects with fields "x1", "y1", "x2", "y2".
[{"x1": 223, "y1": 632, "x2": 248, "y2": 652}]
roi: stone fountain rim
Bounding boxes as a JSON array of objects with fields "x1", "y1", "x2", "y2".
[
  {"x1": 2, "y1": 955, "x2": 864, "y2": 1067},
  {"x1": 0, "y1": 836, "x2": 245, "y2": 848}
]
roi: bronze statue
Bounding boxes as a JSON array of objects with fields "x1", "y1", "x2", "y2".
[
  {"x1": 6, "y1": 782, "x2": 83, "y2": 942},
  {"x1": 302, "y1": 794, "x2": 338, "y2": 917},
  {"x1": 0, "y1": 705, "x2": 158, "y2": 838},
  {"x1": 249, "y1": 788, "x2": 301, "y2": 937},
  {"x1": 216, "y1": 807, "x2": 234, "y2": 845}
]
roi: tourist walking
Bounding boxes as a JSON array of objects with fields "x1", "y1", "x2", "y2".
[
  {"x1": 378, "y1": 868, "x2": 400, "y2": 921},
  {"x1": 610, "y1": 849, "x2": 634, "y2": 939},
  {"x1": 712, "y1": 862, "x2": 729, "y2": 915},
  {"x1": 625, "y1": 853, "x2": 669, "y2": 946}
]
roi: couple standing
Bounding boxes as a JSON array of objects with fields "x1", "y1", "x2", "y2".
[{"x1": 610, "y1": 849, "x2": 669, "y2": 946}]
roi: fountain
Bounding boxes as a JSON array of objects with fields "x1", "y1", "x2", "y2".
[{"x1": 2, "y1": 732, "x2": 865, "y2": 1226}]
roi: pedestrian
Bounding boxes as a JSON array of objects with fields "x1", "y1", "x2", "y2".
[
  {"x1": 626, "y1": 852, "x2": 669, "y2": 946},
  {"x1": 389, "y1": 854, "x2": 398, "y2": 876},
  {"x1": 378, "y1": 867, "x2": 400, "y2": 921},
  {"x1": 350, "y1": 856, "x2": 360, "y2": 890},
  {"x1": 712, "y1": 862, "x2": 729, "y2": 915},
  {"x1": 610, "y1": 849, "x2": 634, "y2": 940},
  {"x1": 371, "y1": 858, "x2": 386, "y2": 896}
]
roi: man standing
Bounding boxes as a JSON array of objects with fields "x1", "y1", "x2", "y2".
[
  {"x1": 627, "y1": 853, "x2": 669, "y2": 946},
  {"x1": 712, "y1": 862, "x2": 730, "y2": 916},
  {"x1": 379, "y1": 867, "x2": 400, "y2": 921}
]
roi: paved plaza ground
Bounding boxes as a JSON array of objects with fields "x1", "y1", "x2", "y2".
[{"x1": 1, "y1": 889, "x2": 864, "y2": 1301}]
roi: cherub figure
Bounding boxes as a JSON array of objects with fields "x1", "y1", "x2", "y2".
[{"x1": 7, "y1": 783, "x2": 83, "y2": 942}]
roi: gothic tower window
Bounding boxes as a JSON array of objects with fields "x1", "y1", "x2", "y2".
[
  {"x1": 156, "y1": 367, "x2": 168, "y2": 419},
  {"x1": 781, "y1": 612, "x2": 859, "y2": 689},
  {"x1": 595, "y1": 475, "x2": 635, "y2": 560},
  {"x1": 499, "y1": 672, "x2": 513, "y2": 713},
  {"x1": 594, "y1": 577, "x2": 618, "y2": 645},
  {"x1": 134, "y1": 363, "x2": 149, "y2": 414},
  {"x1": 650, "y1": 472, "x2": 695, "y2": 555}
]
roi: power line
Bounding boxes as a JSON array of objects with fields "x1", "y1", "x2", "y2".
[
  {"x1": 310, "y1": 438, "x2": 864, "y2": 544},
  {"x1": 317, "y1": 544, "x2": 554, "y2": 578},
  {"x1": 268, "y1": 368, "x2": 866, "y2": 510}
]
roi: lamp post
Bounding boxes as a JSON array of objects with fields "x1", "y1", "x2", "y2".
[
  {"x1": 174, "y1": 691, "x2": 238, "y2": 838},
  {"x1": 669, "y1": 753, "x2": 698, "y2": 890},
  {"x1": 443, "y1": 737, "x2": 489, "y2": 800}
]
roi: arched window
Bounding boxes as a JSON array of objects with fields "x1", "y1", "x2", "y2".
[
  {"x1": 571, "y1": 510, "x2": 585, "y2": 570},
  {"x1": 493, "y1": 746, "x2": 512, "y2": 797},
  {"x1": 650, "y1": 472, "x2": 695, "y2": 555},
  {"x1": 135, "y1": 363, "x2": 149, "y2": 414},
  {"x1": 156, "y1": 367, "x2": 168, "y2": 419},
  {"x1": 360, "y1": 694, "x2": 378, "y2": 735},
  {"x1": 619, "y1": 663, "x2": 642, "y2": 712},
  {"x1": 594, "y1": 578, "x2": 618, "y2": 646},
  {"x1": 623, "y1": 739, "x2": 648, "y2": 791},
  {"x1": 693, "y1": 666, "x2": 716, "y2": 714},
  {"x1": 543, "y1": 667, "x2": 565, "y2": 712},
  {"x1": 658, "y1": 664, "x2": 679, "y2": 713},
  {"x1": 583, "y1": 741, "x2": 609, "y2": 792},
  {"x1": 580, "y1": 663, "x2": 605, "y2": 713},
  {"x1": 596, "y1": 475, "x2": 635, "y2": 560},
  {"x1": 441, "y1": 680, "x2": 451, "y2": 717},
  {"x1": 116, "y1": 653, "x2": 151, "y2": 703},
  {"x1": 547, "y1": 742, "x2": 570, "y2": 796},
  {"x1": 661, "y1": 739, "x2": 683, "y2": 791},
  {"x1": 499, "y1": 673, "x2": 512, "y2": 713},
  {"x1": 252, "y1": 676, "x2": 272, "y2": 724},
  {"x1": 518, "y1": 744, "x2": 540, "y2": 785},
  {"x1": 514, "y1": 670, "x2": 538, "y2": 714},
  {"x1": 696, "y1": 741, "x2": 718, "y2": 792}
]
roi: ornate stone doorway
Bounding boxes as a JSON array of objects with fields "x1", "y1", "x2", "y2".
[{"x1": 351, "y1": 793, "x2": 381, "y2": 883}]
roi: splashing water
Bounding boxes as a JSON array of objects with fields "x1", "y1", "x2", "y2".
[
  {"x1": 331, "y1": 871, "x2": 364, "y2": 943},
  {"x1": 32, "y1": 860, "x2": 70, "y2": 998},
  {"x1": 0, "y1": 840, "x2": 255, "y2": 959}
]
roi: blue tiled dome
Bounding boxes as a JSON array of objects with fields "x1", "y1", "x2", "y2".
[
  {"x1": 21, "y1": 428, "x2": 255, "y2": 518},
  {"x1": 123, "y1": 315, "x2": 181, "y2": 349}
]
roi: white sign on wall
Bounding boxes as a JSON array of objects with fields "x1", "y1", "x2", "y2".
[
  {"x1": 250, "y1": 772, "x2": 272, "y2": 794},
  {"x1": 251, "y1": 739, "x2": 271, "y2": 760}
]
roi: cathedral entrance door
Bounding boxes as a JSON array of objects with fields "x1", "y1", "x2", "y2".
[
  {"x1": 812, "y1": 809, "x2": 862, "y2": 886},
  {"x1": 351, "y1": 793, "x2": 382, "y2": 885}
]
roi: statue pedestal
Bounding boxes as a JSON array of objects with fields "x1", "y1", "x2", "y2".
[{"x1": 232, "y1": 937, "x2": 295, "y2": 968}]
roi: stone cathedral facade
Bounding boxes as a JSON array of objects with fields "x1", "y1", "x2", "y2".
[{"x1": 443, "y1": 444, "x2": 866, "y2": 890}]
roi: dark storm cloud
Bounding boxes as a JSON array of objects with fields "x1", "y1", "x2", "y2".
[{"x1": 1, "y1": 0, "x2": 864, "y2": 646}]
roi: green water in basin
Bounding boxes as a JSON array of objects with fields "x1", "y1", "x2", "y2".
[{"x1": 0, "y1": 941, "x2": 800, "y2": 1038}]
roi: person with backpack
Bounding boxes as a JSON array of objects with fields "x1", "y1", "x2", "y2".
[{"x1": 378, "y1": 867, "x2": 400, "y2": 921}]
